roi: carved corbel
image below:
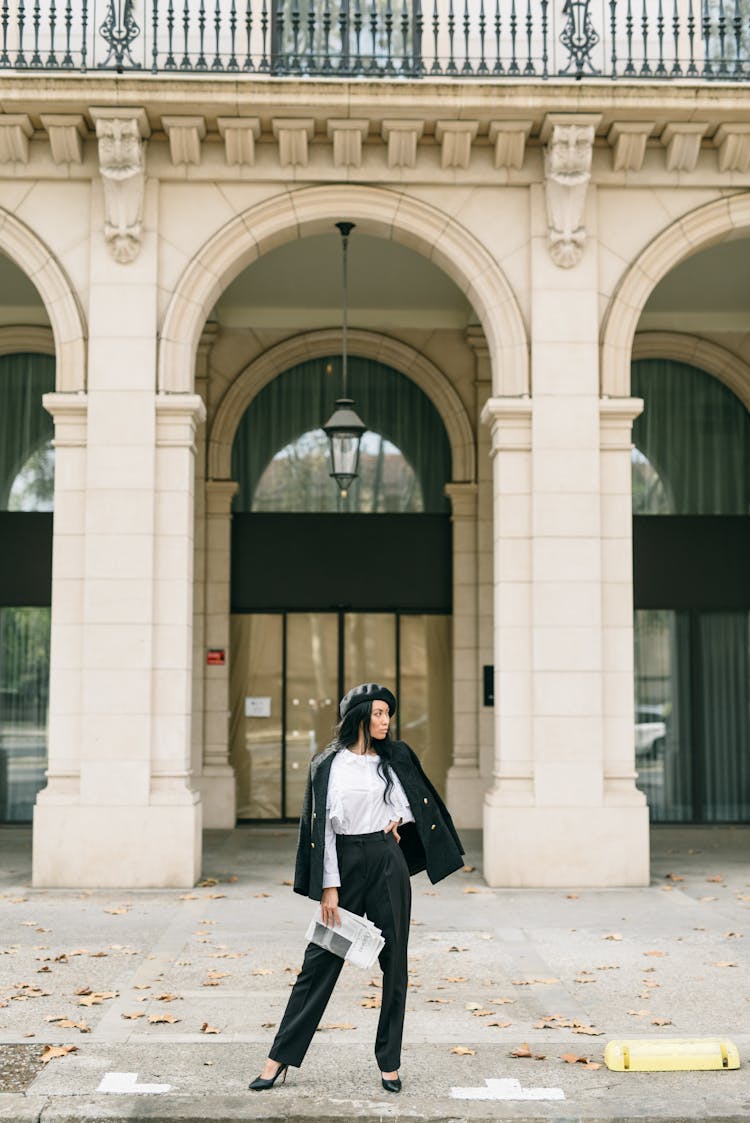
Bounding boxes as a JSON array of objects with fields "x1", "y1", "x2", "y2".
[
  {"x1": 90, "y1": 107, "x2": 150, "y2": 265},
  {"x1": 542, "y1": 116, "x2": 599, "y2": 269}
]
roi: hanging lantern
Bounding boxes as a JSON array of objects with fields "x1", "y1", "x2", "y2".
[
  {"x1": 323, "y1": 397, "x2": 366, "y2": 499},
  {"x1": 323, "y1": 221, "x2": 366, "y2": 500}
]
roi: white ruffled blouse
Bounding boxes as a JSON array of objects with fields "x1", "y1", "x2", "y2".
[{"x1": 322, "y1": 749, "x2": 415, "y2": 889}]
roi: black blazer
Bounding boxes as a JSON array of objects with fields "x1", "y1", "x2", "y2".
[{"x1": 293, "y1": 739, "x2": 465, "y2": 902}]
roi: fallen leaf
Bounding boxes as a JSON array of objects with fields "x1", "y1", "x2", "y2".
[
  {"x1": 367, "y1": 977, "x2": 383, "y2": 988},
  {"x1": 602, "y1": 933, "x2": 623, "y2": 941},
  {"x1": 316, "y1": 1022, "x2": 355, "y2": 1030},
  {"x1": 121, "y1": 1012, "x2": 145, "y2": 1020},
  {"x1": 261, "y1": 1021, "x2": 276, "y2": 1028},
  {"x1": 41, "y1": 1045, "x2": 78, "y2": 1064},
  {"x1": 360, "y1": 996, "x2": 381, "y2": 1008},
  {"x1": 281, "y1": 880, "x2": 293, "y2": 886},
  {"x1": 572, "y1": 1025, "x2": 604, "y2": 1036},
  {"x1": 627, "y1": 1009, "x2": 651, "y2": 1017},
  {"x1": 450, "y1": 1045, "x2": 476, "y2": 1055},
  {"x1": 148, "y1": 1013, "x2": 180, "y2": 1024},
  {"x1": 714, "y1": 961, "x2": 738, "y2": 968},
  {"x1": 566, "y1": 894, "x2": 579, "y2": 900},
  {"x1": 723, "y1": 932, "x2": 742, "y2": 939},
  {"x1": 427, "y1": 997, "x2": 450, "y2": 1004},
  {"x1": 206, "y1": 893, "x2": 227, "y2": 900},
  {"x1": 463, "y1": 887, "x2": 483, "y2": 894},
  {"x1": 652, "y1": 1018, "x2": 673, "y2": 1026},
  {"x1": 154, "y1": 993, "x2": 181, "y2": 1002},
  {"x1": 706, "y1": 875, "x2": 724, "y2": 883},
  {"x1": 486, "y1": 1020, "x2": 512, "y2": 1028},
  {"x1": 510, "y1": 1043, "x2": 545, "y2": 1060},
  {"x1": 78, "y1": 991, "x2": 118, "y2": 1007},
  {"x1": 201, "y1": 1023, "x2": 221, "y2": 1034},
  {"x1": 447, "y1": 946, "x2": 467, "y2": 953},
  {"x1": 179, "y1": 894, "x2": 199, "y2": 901},
  {"x1": 197, "y1": 878, "x2": 219, "y2": 887},
  {"x1": 471, "y1": 1009, "x2": 496, "y2": 1018},
  {"x1": 252, "y1": 968, "x2": 273, "y2": 976},
  {"x1": 104, "y1": 908, "x2": 128, "y2": 915},
  {"x1": 443, "y1": 976, "x2": 467, "y2": 983},
  {"x1": 489, "y1": 997, "x2": 515, "y2": 1005},
  {"x1": 462, "y1": 865, "x2": 476, "y2": 873},
  {"x1": 644, "y1": 950, "x2": 666, "y2": 957},
  {"x1": 206, "y1": 971, "x2": 230, "y2": 980}
]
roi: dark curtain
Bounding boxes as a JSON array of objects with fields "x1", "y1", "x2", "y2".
[
  {"x1": 632, "y1": 359, "x2": 750, "y2": 822},
  {"x1": 231, "y1": 355, "x2": 451, "y2": 513},
  {"x1": 0, "y1": 353, "x2": 56, "y2": 510}
]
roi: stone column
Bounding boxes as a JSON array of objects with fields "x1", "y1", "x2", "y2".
[
  {"x1": 468, "y1": 328, "x2": 495, "y2": 785},
  {"x1": 195, "y1": 479, "x2": 238, "y2": 827},
  {"x1": 600, "y1": 398, "x2": 649, "y2": 820},
  {"x1": 190, "y1": 325, "x2": 217, "y2": 802},
  {"x1": 480, "y1": 397, "x2": 534, "y2": 884},
  {"x1": 444, "y1": 482, "x2": 481, "y2": 826},
  {"x1": 33, "y1": 126, "x2": 203, "y2": 886},
  {"x1": 151, "y1": 394, "x2": 205, "y2": 870},
  {"x1": 482, "y1": 176, "x2": 648, "y2": 887},
  {"x1": 32, "y1": 394, "x2": 88, "y2": 828}
]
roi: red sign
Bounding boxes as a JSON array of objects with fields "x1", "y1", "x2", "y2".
[{"x1": 206, "y1": 649, "x2": 226, "y2": 666}]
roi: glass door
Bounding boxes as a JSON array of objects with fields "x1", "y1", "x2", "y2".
[
  {"x1": 230, "y1": 610, "x2": 452, "y2": 820},
  {"x1": 634, "y1": 608, "x2": 750, "y2": 822}
]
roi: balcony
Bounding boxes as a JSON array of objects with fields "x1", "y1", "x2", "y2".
[{"x1": 0, "y1": 0, "x2": 747, "y2": 80}]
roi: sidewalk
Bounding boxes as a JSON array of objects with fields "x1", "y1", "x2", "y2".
[{"x1": 1, "y1": 823, "x2": 749, "y2": 1122}]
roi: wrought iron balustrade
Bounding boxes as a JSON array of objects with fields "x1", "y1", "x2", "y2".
[{"x1": 0, "y1": 0, "x2": 746, "y2": 79}]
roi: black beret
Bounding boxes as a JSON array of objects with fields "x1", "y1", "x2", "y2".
[{"x1": 339, "y1": 682, "x2": 397, "y2": 720}]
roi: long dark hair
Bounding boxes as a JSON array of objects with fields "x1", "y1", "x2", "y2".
[{"x1": 335, "y1": 699, "x2": 395, "y2": 803}]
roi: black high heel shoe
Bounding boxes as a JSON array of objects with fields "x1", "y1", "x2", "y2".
[
  {"x1": 249, "y1": 1063, "x2": 288, "y2": 1091},
  {"x1": 381, "y1": 1074, "x2": 402, "y2": 1093}
]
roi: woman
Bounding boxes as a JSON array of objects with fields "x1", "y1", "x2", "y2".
[{"x1": 250, "y1": 681, "x2": 465, "y2": 1094}]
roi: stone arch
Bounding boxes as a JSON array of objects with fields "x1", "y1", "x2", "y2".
[
  {"x1": 632, "y1": 331, "x2": 750, "y2": 413},
  {"x1": 601, "y1": 194, "x2": 750, "y2": 398},
  {"x1": 159, "y1": 185, "x2": 527, "y2": 400},
  {"x1": 0, "y1": 212, "x2": 86, "y2": 392},
  {"x1": 208, "y1": 329, "x2": 476, "y2": 485}
]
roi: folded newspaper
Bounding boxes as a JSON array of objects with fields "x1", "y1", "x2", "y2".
[{"x1": 306, "y1": 906, "x2": 385, "y2": 969}]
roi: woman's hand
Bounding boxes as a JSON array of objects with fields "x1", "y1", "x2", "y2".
[
  {"x1": 320, "y1": 886, "x2": 341, "y2": 928},
  {"x1": 385, "y1": 818, "x2": 402, "y2": 843}
]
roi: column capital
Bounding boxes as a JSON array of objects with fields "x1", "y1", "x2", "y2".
[
  {"x1": 155, "y1": 394, "x2": 207, "y2": 448},
  {"x1": 206, "y1": 478, "x2": 239, "y2": 515},
  {"x1": 445, "y1": 481, "x2": 478, "y2": 518},
  {"x1": 600, "y1": 396, "x2": 644, "y2": 449},
  {"x1": 43, "y1": 392, "x2": 88, "y2": 446},
  {"x1": 481, "y1": 397, "x2": 532, "y2": 454}
]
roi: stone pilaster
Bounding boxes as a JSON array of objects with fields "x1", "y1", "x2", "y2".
[
  {"x1": 33, "y1": 394, "x2": 88, "y2": 821},
  {"x1": 444, "y1": 482, "x2": 481, "y2": 827},
  {"x1": 600, "y1": 398, "x2": 649, "y2": 813},
  {"x1": 195, "y1": 479, "x2": 238, "y2": 828},
  {"x1": 480, "y1": 397, "x2": 534, "y2": 861}
]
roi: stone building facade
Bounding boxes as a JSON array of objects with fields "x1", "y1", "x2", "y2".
[{"x1": 0, "y1": 5, "x2": 748, "y2": 887}]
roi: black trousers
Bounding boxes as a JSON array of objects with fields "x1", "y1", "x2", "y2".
[{"x1": 269, "y1": 830, "x2": 412, "y2": 1072}]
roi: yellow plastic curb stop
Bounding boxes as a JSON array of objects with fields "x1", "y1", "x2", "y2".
[{"x1": 605, "y1": 1038, "x2": 740, "y2": 1072}]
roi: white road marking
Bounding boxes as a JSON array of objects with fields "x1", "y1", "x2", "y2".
[
  {"x1": 451, "y1": 1077, "x2": 565, "y2": 1101},
  {"x1": 97, "y1": 1072, "x2": 172, "y2": 1095}
]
